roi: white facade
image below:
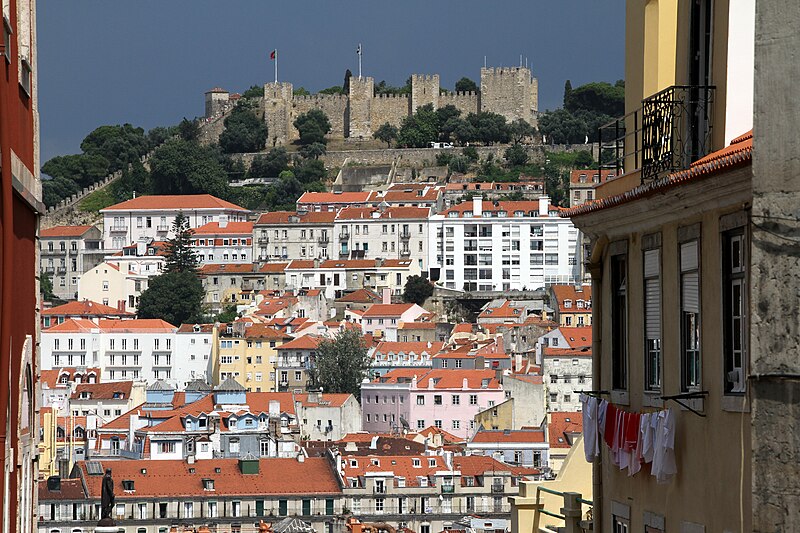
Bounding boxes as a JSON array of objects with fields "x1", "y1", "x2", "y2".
[
  {"x1": 100, "y1": 194, "x2": 250, "y2": 250},
  {"x1": 78, "y1": 261, "x2": 149, "y2": 313},
  {"x1": 253, "y1": 211, "x2": 336, "y2": 262},
  {"x1": 40, "y1": 319, "x2": 212, "y2": 388},
  {"x1": 542, "y1": 351, "x2": 592, "y2": 412},
  {"x1": 333, "y1": 206, "x2": 431, "y2": 272},
  {"x1": 428, "y1": 197, "x2": 580, "y2": 292},
  {"x1": 191, "y1": 221, "x2": 253, "y2": 266}
]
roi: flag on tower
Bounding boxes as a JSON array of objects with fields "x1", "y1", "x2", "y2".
[{"x1": 270, "y1": 50, "x2": 276, "y2": 60}]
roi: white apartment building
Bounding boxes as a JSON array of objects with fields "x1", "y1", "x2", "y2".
[
  {"x1": 334, "y1": 206, "x2": 431, "y2": 272},
  {"x1": 253, "y1": 211, "x2": 336, "y2": 262},
  {"x1": 284, "y1": 258, "x2": 421, "y2": 300},
  {"x1": 428, "y1": 197, "x2": 580, "y2": 292},
  {"x1": 174, "y1": 324, "x2": 215, "y2": 385},
  {"x1": 78, "y1": 261, "x2": 149, "y2": 313},
  {"x1": 191, "y1": 220, "x2": 253, "y2": 265},
  {"x1": 100, "y1": 194, "x2": 250, "y2": 250},
  {"x1": 541, "y1": 346, "x2": 592, "y2": 412},
  {"x1": 40, "y1": 318, "x2": 211, "y2": 388},
  {"x1": 39, "y1": 225, "x2": 106, "y2": 300}
]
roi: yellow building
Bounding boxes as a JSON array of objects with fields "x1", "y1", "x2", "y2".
[
  {"x1": 38, "y1": 407, "x2": 88, "y2": 479},
  {"x1": 564, "y1": 1, "x2": 760, "y2": 531},
  {"x1": 214, "y1": 322, "x2": 292, "y2": 391}
]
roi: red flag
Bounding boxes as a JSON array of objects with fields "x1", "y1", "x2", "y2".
[{"x1": 270, "y1": 50, "x2": 276, "y2": 60}]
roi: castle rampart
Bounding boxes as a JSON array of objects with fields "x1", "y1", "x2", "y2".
[{"x1": 206, "y1": 66, "x2": 538, "y2": 146}]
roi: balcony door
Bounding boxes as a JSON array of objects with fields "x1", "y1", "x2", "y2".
[{"x1": 688, "y1": 0, "x2": 714, "y2": 162}]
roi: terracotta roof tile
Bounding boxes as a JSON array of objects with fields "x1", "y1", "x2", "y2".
[
  {"x1": 101, "y1": 194, "x2": 248, "y2": 212},
  {"x1": 42, "y1": 300, "x2": 133, "y2": 317},
  {"x1": 276, "y1": 335, "x2": 322, "y2": 350},
  {"x1": 470, "y1": 429, "x2": 546, "y2": 444},
  {"x1": 550, "y1": 284, "x2": 592, "y2": 314},
  {"x1": 569, "y1": 169, "x2": 618, "y2": 185},
  {"x1": 297, "y1": 192, "x2": 371, "y2": 204},
  {"x1": 192, "y1": 221, "x2": 253, "y2": 235},
  {"x1": 548, "y1": 412, "x2": 583, "y2": 449},
  {"x1": 71, "y1": 381, "x2": 134, "y2": 401},
  {"x1": 362, "y1": 303, "x2": 417, "y2": 318},
  {"x1": 40, "y1": 225, "x2": 95, "y2": 238}
]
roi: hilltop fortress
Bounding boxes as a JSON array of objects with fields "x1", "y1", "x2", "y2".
[{"x1": 205, "y1": 67, "x2": 538, "y2": 146}]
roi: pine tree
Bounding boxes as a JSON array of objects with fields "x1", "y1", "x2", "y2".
[
  {"x1": 163, "y1": 212, "x2": 199, "y2": 273},
  {"x1": 564, "y1": 79, "x2": 573, "y2": 107}
]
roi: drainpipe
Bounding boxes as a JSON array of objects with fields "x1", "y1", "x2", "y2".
[{"x1": 587, "y1": 235, "x2": 607, "y2": 532}]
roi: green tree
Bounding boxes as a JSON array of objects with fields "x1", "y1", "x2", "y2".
[
  {"x1": 504, "y1": 144, "x2": 529, "y2": 167},
  {"x1": 293, "y1": 87, "x2": 311, "y2": 96},
  {"x1": 42, "y1": 176, "x2": 80, "y2": 208},
  {"x1": 452, "y1": 119, "x2": 478, "y2": 146},
  {"x1": 455, "y1": 77, "x2": 479, "y2": 93},
  {"x1": 80, "y1": 124, "x2": 149, "y2": 173},
  {"x1": 319, "y1": 85, "x2": 344, "y2": 95},
  {"x1": 41, "y1": 272, "x2": 55, "y2": 301},
  {"x1": 343, "y1": 69, "x2": 352, "y2": 94},
  {"x1": 242, "y1": 85, "x2": 263, "y2": 100},
  {"x1": 293, "y1": 158, "x2": 327, "y2": 183},
  {"x1": 147, "y1": 125, "x2": 178, "y2": 150},
  {"x1": 403, "y1": 275, "x2": 434, "y2": 305},
  {"x1": 299, "y1": 142, "x2": 327, "y2": 160},
  {"x1": 248, "y1": 148, "x2": 289, "y2": 180},
  {"x1": 563, "y1": 80, "x2": 573, "y2": 106},
  {"x1": 216, "y1": 305, "x2": 239, "y2": 323},
  {"x1": 293, "y1": 109, "x2": 332, "y2": 146},
  {"x1": 177, "y1": 118, "x2": 201, "y2": 142},
  {"x1": 307, "y1": 328, "x2": 371, "y2": 397},
  {"x1": 42, "y1": 153, "x2": 109, "y2": 189},
  {"x1": 149, "y1": 138, "x2": 230, "y2": 197},
  {"x1": 448, "y1": 155, "x2": 469, "y2": 174},
  {"x1": 468, "y1": 112, "x2": 510, "y2": 145},
  {"x1": 574, "y1": 150, "x2": 595, "y2": 169},
  {"x1": 110, "y1": 159, "x2": 151, "y2": 202},
  {"x1": 373, "y1": 122, "x2": 398, "y2": 147},
  {"x1": 462, "y1": 146, "x2": 479, "y2": 163},
  {"x1": 564, "y1": 81, "x2": 624, "y2": 116},
  {"x1": 397, "y1": 104, "x2": 439, "y2": 148},
  {"x1": 163, "y1": 212, "x2": 199, "y2": 273},
  {"x1": 137, "y1": 271, "x2": 204, "y2": 326},
  {"x1": 538, "y1": 108, "x2": 589, "y2": 144},
  {"x1": 509, "y1": 119, "x2": 536, "y2": 144},
  {"x1": 219, "y1": 105, "x2": 268, "y2": 153}
]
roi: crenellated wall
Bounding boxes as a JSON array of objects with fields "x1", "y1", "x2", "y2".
[
  {"x1": 207, "y1": 66, "x2": 539, "y2": 146},
  {"x1": 371, "y1": 93, "x2": 410, "y2": 129}
]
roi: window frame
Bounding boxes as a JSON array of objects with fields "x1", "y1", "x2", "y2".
[
  {"x1": 721, "y1": 213, "x2": 748, "y2": 399},
  {"x1": 642, "y1": 233, "x2": 662, "y2": 396},
  {"x1": 679, "y1": 226, "x2": 702, "y2": 393},
  {"x1": 609, "y1": 240, "x2": 629, "y2": 401}
]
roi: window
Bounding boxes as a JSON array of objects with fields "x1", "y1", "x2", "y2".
[
  {"x1": 550, "y1": 374, "x2": 558, "y2": 384},
  {"x1": 434, "y1": 420, "x2": 442, "y2": 428},
  {"x1": 469, "y1": 394, "x2": 477, "y2": 405},
  {"x1": 433, "y1": 395, "x2": 442, "y2": 405},
  {"x1": 452, "y1": 420, "x2": 460, "y2": 429},
  {"x1": 680, "y1": 239, "x2": 701, "y2": 391},
  {"x1": 643, "y1": 246, "x2": 662, "y2": 391},
  {"x1": 723, "y1": 226, "x2": 747, "y2": 394},
  {"x1": 452, "y1": 394, "x2": 460, "y2": 405},
  {"x1": 417, "y1": 420, "x2": 425, "y2": 429},
  {"x1": 416, "y1": 395, "x2": 424, "y2": 405},
  {"x1": 611, "y1": 249, "x2": 628, "y2": 390}
]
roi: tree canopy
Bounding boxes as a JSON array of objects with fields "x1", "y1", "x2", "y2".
[
  {"x1": 402, "y1": 275, "x2": 434, "y2": 305},
  {"x1": 219, "y1": 104, "x2": 268, "y2": 153},
  {"x1": 455, "y1": 77, "x2": 478, "y2": 93},
  {"x1": 163, "y1": 212, "x2": 199, "y2": 273},
  {"x1": 136, "y1": 271, "x2": 205, "y2": 327},
  {"x1": 248, "y1": 147, "x2": 290, "y2": 180},
  {"x1": 539, "y1": 80, "x2": 625, "y2": 144},
  {"x1": 149, "y1": 138, "x2": 230, "y2": 197},
  {"x1": 307, "y1": 328, "x2": 371, "y2": 397},
  {"x1": 373, "y1": 122, "x2": 398, "y2": 147},
  {"x1": 293, "y1": 109, "x2": 332, "y2": 146}
]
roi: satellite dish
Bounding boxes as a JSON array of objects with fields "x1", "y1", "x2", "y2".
[{"x1": 399, "y1": 416, "x2": 410, "y2": 430}]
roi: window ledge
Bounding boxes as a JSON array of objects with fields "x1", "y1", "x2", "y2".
[
  {"x1": 611, "y1": 390, "x2": 629, "y2": 406},
  {"x1": 721, "y1": 393, "x2": 749, "y2": 413},
  {"x1": 642, "y1": 391, "x2": 662, "y2": 408}
]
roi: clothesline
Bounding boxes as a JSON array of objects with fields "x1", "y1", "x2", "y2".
[{"x1": 580, "y1": 394, "x2": 677, "y2": 484}]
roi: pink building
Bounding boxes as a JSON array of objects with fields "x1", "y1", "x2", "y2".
[{"x1": 360, "y1": 369, "x2": 506, "y2": 439}]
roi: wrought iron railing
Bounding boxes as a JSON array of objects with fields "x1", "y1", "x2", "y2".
[{"x1": 599, "y1": 85, "x2": 715, "y2": 183}]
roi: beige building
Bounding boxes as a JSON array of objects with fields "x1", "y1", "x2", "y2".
[
  {"x1": 78, "y1": 260, "x2": 148, "y2": 313},
  {"x1": 215, "y1": 322, "x2": 292, "y2": 390},
  {"x1": 39, "y1": 225, "x2": 105, "y2": 300},
  {"x1": 563, "y1": 1, "x2": 763, "y2": 530},
  {"x1": 253, "y1": 210, "x2": 336, "y2": 262}
]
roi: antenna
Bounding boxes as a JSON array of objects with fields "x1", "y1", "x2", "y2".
[{"x1": 484, "y1": 55, "x2": 487, "y2": 68}]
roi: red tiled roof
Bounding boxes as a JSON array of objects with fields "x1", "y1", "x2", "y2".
[
  {"x1": 569, "y1": 169, "x2": 618, "y2": 185},
  {"x1": 40, "y1": 225, "x2": 94, "y2": 238},
  {"x1": 192, "y1": 221, "x2": 253, "y2": 235},
  {"x1": 38, "y1": 478, "x2": 86, "y2": 500},
  {"x1": 255, "y1": 211, "x2": 293, "y2": 224},
  {"x1": 550, "y1": 284, "x2": 592, "y2": 314},
  {"x1": 399, "y1": 321, "x2": 437, "y2": 330},
  {"x1": 542, "y1": 346, "x2": 592, "y2": 357},
  {"x1": 342, "y1": 454, "x2": 446, "y2": 486},
  {"x1": 42, "y1": 300, "x2": 133, "y2": 317},
  {"x1": 441, "y1": 200, "x2": 549, "y2": 218},
  {"x1": 478, "y1": 300, "x2": 525, "y2": 319},
  {"x1": 276, "y1": 335, "x2": 322, "y2": 350},
  {"x1": 259, "y1": 262, "x2": 290, "y2": 273},
  {"x1": 101, "y1": 194, "x2": 248, "y2": 212},
  {"x1": 362, "y1": 303, "x2": 417, "y2": 318},
  {"x1": 563, "y1": 132, "x2": 754, "y2": 218},
  {"x1": 45, "y1": 318, "x2": 177, "y2": 333},
  {"x1": 417, "y1": 425, "x2": 463, "y2": 444},
  {"x1": 77, "y1": 458, "x2": 340, "y2": 498},
  {"x1": 374, "y1": 341, "x2": 444, "y2": 355},
  {"x1": 336, "y1": 289, "x2": 381, "y2": 303},
  {"x1": 41, "y1": 368, "x2": 101, "y2": 388},
  {"x1": 176, "y1": 323, "x2": 216, "y2": 333},
  {"x1": 198, "y1": 263, "x2": 258, "y2": 275},
  {"x1": 297, "y1": 192, "x2": 371, "y2": 204},
  {"x1": 336, "y1": 206, "x2": 431, "y2": 220},
  {"x1": 470, "y1": 429, "x2": 546, "y2": 444},
  {"x1": 71, "y1": 381, "x2": 134, "y2": 401},
  {"x1": 294, "y1": 393, "x2": 352, "y2": 408},
  {"x1": 549, "y1": 412, "x2": 583, "y2": 449},
  {"x1": 560, "y1": 326, "x2": 592, "y2": 348}
]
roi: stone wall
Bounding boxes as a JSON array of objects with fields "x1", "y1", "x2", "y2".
[
  {"x1": 293, "y1": 94, "x2": 349, "y2": 138},
  {"x1": 411, "y1": 74, "x2": 440, "y2": 112},
  {"x1": 439, "y1": 91, "x2": 480, "y2": 116},
  {"x1": 480, "y1": 67, "x2": 538, "y2": 125},
  {"x1": 348, "y1": 77, "x2": 374, "y2": 139},
  {"x1": 371, "y1": 94, "x2": 410, "y2": 129},
  {"x1": 264, "y1": 82, "x2": 294, "y2": 147}
]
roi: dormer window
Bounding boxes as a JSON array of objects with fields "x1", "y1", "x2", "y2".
[
  {"x1": 79, "y1": 392, "x2": 90, "y2": 399},
  {"x1": 203, "y1": 478, "x2": 215, "y2": 490},
  {"x1": 350, "y1": 459, "x2": 358, "y2": 467},
  {"x1": 428, "y1": 458, "x2": 436, "y2": 467},
  {"x1": 579, "y1": 174, "x2": 587, "y2": 183},
  {"x1": 564, "y1": 299, "x2": 572, "y2": 308},
  {"x1": 122, "y1": 480, "x2": 135, "y2": 492},
  {"x1": 371, "y1": 458, "x2": 380, "y2": 467}
]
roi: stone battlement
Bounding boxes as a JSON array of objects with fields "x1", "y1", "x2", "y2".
[
  {"x1": 294, "y1": 93, "x2": 348, "y2": 102},
  {"x1": 375, "y1": 93, "x2": 409, "y2": 99},
  {"x1": 481, "y1": 66, "x2": 531, "y2": 76}
]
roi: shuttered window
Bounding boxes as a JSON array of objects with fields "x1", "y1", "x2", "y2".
[
  {"x1": 644, "y1": 249, "x2": 661, "y2": 391},
  {"x1": 723, "y1": 228, "x2": 747, "y2": 393},
  {"x1": 611, "y1": 253, "x2": 628, "y2": 390},
  {"x1": 680, "y1": 240, "x2": 701, "y2": 391}
]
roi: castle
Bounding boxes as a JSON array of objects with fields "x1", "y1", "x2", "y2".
[{"x1": 205, "y1": 67, "x2": 538, "y2": 146}]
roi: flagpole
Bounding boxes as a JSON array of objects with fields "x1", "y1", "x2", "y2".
[
  {"x1": 358, "y1": 43, "x2": 362, "y2": 79},
  {"x1": 274, "y1": 49, "x2": 278, "y2": 84}
]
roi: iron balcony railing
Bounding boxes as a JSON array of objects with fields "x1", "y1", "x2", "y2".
[{"x1": 599, "y1": 85, "x2": 715, "y2": 183}]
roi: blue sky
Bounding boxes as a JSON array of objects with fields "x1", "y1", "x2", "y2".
[{"x1": 38, "y1": 1, "x2": 624, "y2": 163}]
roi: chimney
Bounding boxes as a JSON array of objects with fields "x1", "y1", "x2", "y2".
[
  {"x1": 219, "y1": 215, "x2": 228, "y2": 228},
  {"x1": 375, "y1": 257, "x2": 384, "y2": 268},
  {"x1": 472, "y1": 195, "x2": 483, "y2": 217},
  {"x1": 313, "y1": 258, "x2": 320, "y2": 269},
  {"x1": 538, "y1": 196, "x2": 550, "y2": 216},
  {"x1": 269, "y1": 399, "x2": 280, "y2": 417},
  {"x1": 382, "y1": 288, "x2": 391, "y2": 304}
]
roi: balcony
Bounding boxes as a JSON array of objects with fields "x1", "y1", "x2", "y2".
[
  {"x1": 318, "y1": 235, "x2": 330, "y2": 245},
  {"x1": 339, "y1": 231, "x2": 350, "y2": 241},
  {"x1": 441, "y1": 484, "x2": 455, "y2": 494},
  {"x1": 400, "y1": 230, "x2": 411, "y2": 240},
  {"x1": 258, "y1": 237, "x2": 269, "y2": 244},
  {"x1": 156, "y1": 224, "x2": 170, "y2": 232},
  {"x1": 57, "y1": 267, "x2": 67, "y2": 274},
  {"x1": 491, "y1": 483, "x2": 505, "y2": 493},
  {"x1": 400, "y1": 249, "x2": 411, "y2": 257},
  {"x1": 109, "y1": 225, "x2": 128, "y2": 233},
  {"x1": 599, "y1": 85, "x2": 715, "y2": 183}
]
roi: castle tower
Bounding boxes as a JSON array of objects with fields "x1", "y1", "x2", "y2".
[
  {"x1": 263, "y1": 82, "x2": 294, "y2": 146},
  {"x1": 348, "y1": 76, "x2": 374, "y2": 139},
  {"x1": 411, "y1": 74, "x2": 440, "y2": 112},
  {"x1": 204, "y1": 87, "x2": 230, "y2": 118},
  {"x1": 480, "y1": 67, "x2": 539, "y2": 126}
]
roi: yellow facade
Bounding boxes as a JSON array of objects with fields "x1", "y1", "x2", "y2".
[
  {"x1": 474, "y1": 397, "x2": 514, "y2": 430},
  {"x1": 214, "y1": 325, "x2": 290, "y2": 391},
  {"x1": 38, "y1": 409, "x2": 87, "y2": 479}
]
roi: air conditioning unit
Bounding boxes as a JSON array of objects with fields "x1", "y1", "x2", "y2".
[{"x1": 727, "y1": 368, "x2": 745, "y2": 392}]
